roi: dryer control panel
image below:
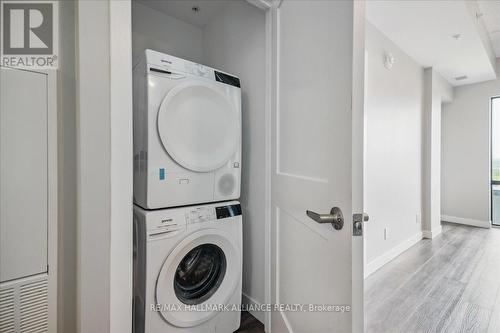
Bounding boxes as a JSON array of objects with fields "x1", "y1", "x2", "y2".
[{"x1": 144, "y1": 49, "x2": 241, "y2": 88}]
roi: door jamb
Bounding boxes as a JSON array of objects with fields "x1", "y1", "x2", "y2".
[
  {"x1": 490, "y1": 95, "x2": 500, "y2": 227},
  {"x1": 244, "y1": 1, "x2": 273, "y2": 331}
]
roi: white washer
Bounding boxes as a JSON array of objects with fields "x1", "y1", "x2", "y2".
[
  {"x1": 133, "y1": 201, "x2": 242, "y2": 333},
  {"x1": 133, "y1": 49, "x2": 242, "y2": 209}
]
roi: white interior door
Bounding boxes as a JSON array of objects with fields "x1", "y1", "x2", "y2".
[{"x1": 270, "y1": 1, "x2": 365, "y2": 332}]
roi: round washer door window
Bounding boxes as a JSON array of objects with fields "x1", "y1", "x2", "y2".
[
  {"x1": 157, "y1": 81, "x2": 239, "y2": 172},
  {"x1": 174, "y1": 244, "x2": 226, "y2": 305},
  {"x1": 155, "y1": 230, "x2": 241, "y2": 328}
]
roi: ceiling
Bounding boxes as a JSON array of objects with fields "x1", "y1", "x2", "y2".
[
  {"x1": 135, "y1": 0, "x2": 229, "y2": 28},
  {"x1": 136, "y1": 0, "x2": 499, "y2": 86},
  {"x1": 478, "y1": 0, "x2": 500, "y2": 57},
  {"x1": 366, "y1": 0, "x2": 498, "y2": 86}
]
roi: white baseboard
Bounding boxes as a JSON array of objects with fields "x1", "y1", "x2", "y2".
[
  {"x1": 441, "y1": 215, "x2": 491, "y2": 229},
  {"x1": 365, "y1": 232, "x2": 423, "y2": 278},
  {"x1": 422, "y1": 225, "x2": 442, "y2": 239},
  {"x1": 241, "y1": 292, "x2": 266, "y2": 325}
]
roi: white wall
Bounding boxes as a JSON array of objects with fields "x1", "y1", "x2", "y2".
[
  {"x1": 364, "y1": 22, "x2": 424, "y2": 273},
  {"x1": 132, "y1": 2, "x2": 203, "y2": 64},
  {"x1": 442, "y1": 59, "x2": 500, "y2": 226},
  {"x1": 202, "y1": 1, "x2": 267, "y2": 320}
]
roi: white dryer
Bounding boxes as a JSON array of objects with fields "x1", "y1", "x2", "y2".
[
  {"x1": 133, "y1": 202, "x2": 242, "y2": 333},
  {"x1": 133, "y1": 49, "x2": 242, "y2": 209}
]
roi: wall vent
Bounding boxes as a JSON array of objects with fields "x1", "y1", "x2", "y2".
[
  {"x1": 20, "y1": 279, "x2": 48, "y2": 332},
  {"x1": 0, "y1": 287, "x2": 15, "y2": 333},
  {"x1": 454, "y1": 75, "x2": 468, "y2": 81},
  {"x1": 0, "y1": 275, "x2": 48, "y2": 333}
]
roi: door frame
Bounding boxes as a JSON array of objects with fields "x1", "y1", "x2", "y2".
[
  {"x1": 47, "y1": 68, "x2": 59, "y2": 333},
  {"x1": 491, "y1": 95, "x2": 500, "y2": 227},
  {"x1": 76, "y1": 1, "x2": 133, "y2": 332},
  {"x1": 244, "y1": 0, "x2": 273, "y2": 330}
]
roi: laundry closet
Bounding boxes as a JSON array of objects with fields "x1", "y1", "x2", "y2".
[{"x1": 131, "y1": 0, "x2": 267, "y2": 331}]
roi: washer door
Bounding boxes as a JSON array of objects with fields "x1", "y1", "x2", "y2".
[
  {"x1": 155, "y1": 229, "x2": 241, "y2": 327},
  {"x1": 157, "y1": 81, "x2": 239, "y2": 172}
]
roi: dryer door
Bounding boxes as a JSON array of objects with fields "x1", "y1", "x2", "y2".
[
  {"x1": 155, "y1": 229, "x2": 241, "y2": 327},
  {"x1": 157, "y1": 81, "x2": 239, "y2": 172}
]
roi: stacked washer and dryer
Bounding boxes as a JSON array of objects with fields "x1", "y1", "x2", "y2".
[{"x1": 133, "y1": 49, "x2": 243, "y2": 333}]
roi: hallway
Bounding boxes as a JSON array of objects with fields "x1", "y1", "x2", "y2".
[{"x1": 365, "y1": 223, "x2": 500, "y2": 333}]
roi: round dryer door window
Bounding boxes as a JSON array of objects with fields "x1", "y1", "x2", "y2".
[
  {"x1": 157, "y1": 81, "x2": 239, "y2": 172},
  {"x1": 155, "y1": 230, "x2": 241, "y2": 328}
]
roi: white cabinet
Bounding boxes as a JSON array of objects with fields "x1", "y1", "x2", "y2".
[
  {"x1": 0, "y1": 66, "x2": 57, "y2": 333},
  {"x1": 1, "y1": 67, "x2": 48, "y2": 283}
]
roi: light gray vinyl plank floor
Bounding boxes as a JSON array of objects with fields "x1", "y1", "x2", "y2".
[{"x1": 365, "y1": 223, "x2": 500, "y2": 333}]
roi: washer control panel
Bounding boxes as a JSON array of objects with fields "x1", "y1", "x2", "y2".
[
  {"x1": 216, "y1": 204, "x2": 242, "y2": 219},
  {"x1": 184, "y1": 203, "x2": 242, "y2": 224},
  {"x1": 186, "y1": 206, "x2": 216, "y2": 224}
]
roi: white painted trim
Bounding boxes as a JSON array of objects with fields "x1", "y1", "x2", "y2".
[
  {"x1": 422, "y1": 225, "x2": 442, "y2": 239},
  {"x1": 242, "y1": 1, "x2": 273, "y2": 331},
  {"x1": 489, "y1": 95, "x2": 499, "y2": 227},
  {"x1": 263, "y1": 6, "x2": 273, "y2": 333},
  {"x1": 76, "y1": 1, "x2": 133, "y2": 332},
  {"x1": 246, "y1": 0, "x2": 272, "y2": 10},
  {"x1": 365, "y1": 232, "x2": 423, "y2": 278},
  {"x1": 109, "y1": 1, "x2": 133, "y2": 332},
  {"x1": 242, "y1": 293, "x2": 266, "y2": 326},
  {"x1": 441, "y1": 215, "x2": 491, "y2": 229},
  {"x1": 76, "y1": 1, "x2": 112, "y2": 331},
  {"x1": 46, "y1": 69, "x2": 58, "y2": 333},
  {"x1": 351, "y1": 2, "x2": 366, "y2": 332}
]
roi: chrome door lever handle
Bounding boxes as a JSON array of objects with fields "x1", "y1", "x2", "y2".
[{"x1": 306, "y1": 207, "x2": 344, "y2": 230}]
